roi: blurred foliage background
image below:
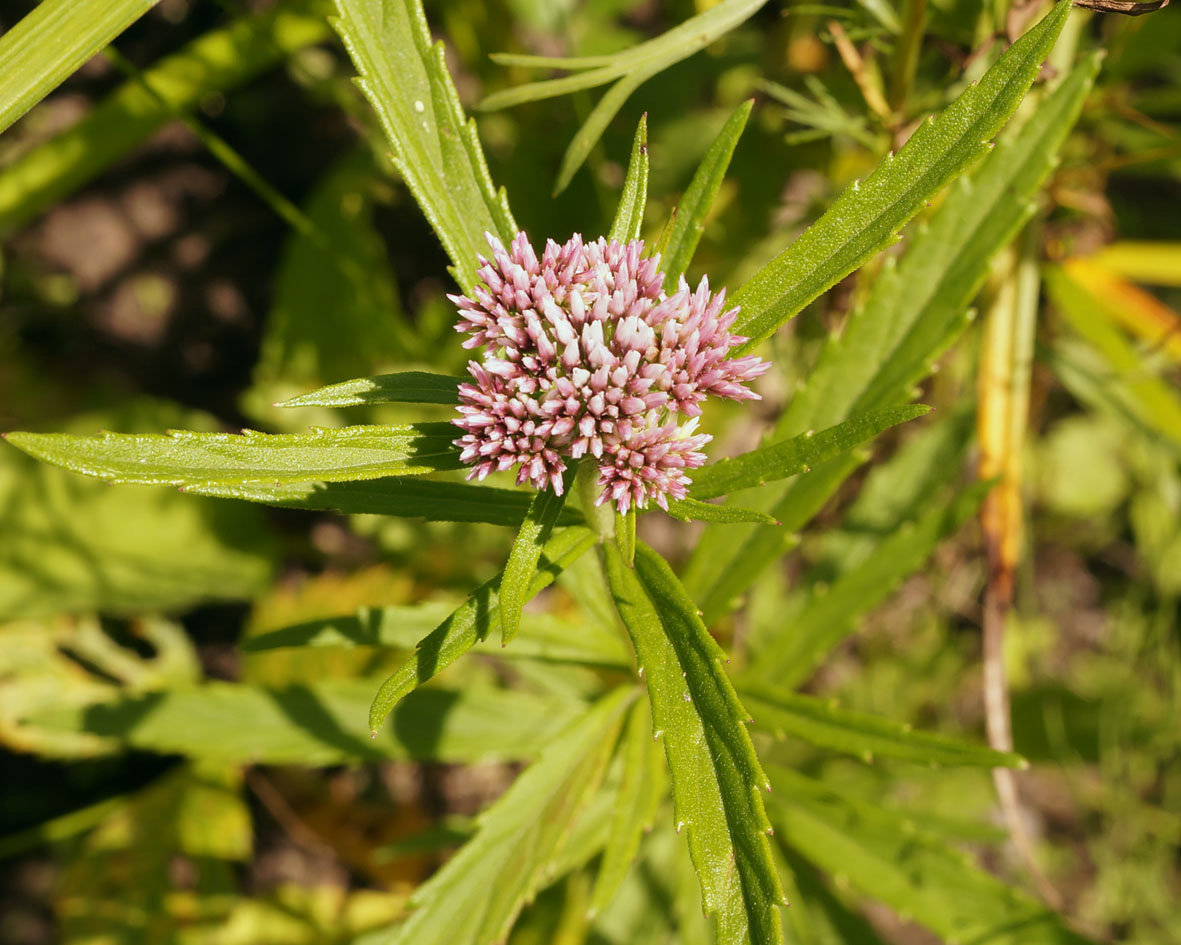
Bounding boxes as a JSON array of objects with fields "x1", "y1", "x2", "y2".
[{"x1": 0, "y1": 0, "x2": 1178, "y2": 943}]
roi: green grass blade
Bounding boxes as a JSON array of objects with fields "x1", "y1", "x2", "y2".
[
  {"x1": 0, "y1": 0, "x2": 159, "y2": 138},
  {"x1": 500, "y1": 478, "x2": 574, "y2": 645},
  {"x1": 590, "y1": 698, "x2": 666, "y2": 916},
  {"x1": 608, "y1": 115, "x2": 649, "y2": 243},
  {"x1": 367, "y1": 527, "x2": 596, "y2": 734},
  {"x1": 0, "y1": 1, "x2": 330, "y2": 235},
  {"x1": 688, "y1": 405, "x2": 930, "y2": 500},
  {"x1": 741, "y1": 689, "x2": 1026, "y2": 767},
  {"x1": 30, "y1": 679, "x2": 580, "y2": 766},
  {"x1": 605, "y1": 541, "x2": 785, "y2": 945},
  {"x1": 730, "y1": 0, "x2": 1073, "y2": 351},
  {"x1": 3, "y1": 424, "x2": 462, "y2": 486},
  {"x1": 185, "y1": 478, "x2": 582, "y2": 526},
  {"x1": 661, "y1": 100, "x2": 753, "y2": 284},
  {"x1": 384, "y1": 689, "x2": 631, "y2": 945},
  {"x1": 278, "y1": 371, "x2": 464, "y2": 408},
  {"x1": 332, "y1": 0, "x2": 516, "y2": 292}
]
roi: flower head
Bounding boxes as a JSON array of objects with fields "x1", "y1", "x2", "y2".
[{"x1": 450, "y1": 231, "x2": 769, "y2": 512}]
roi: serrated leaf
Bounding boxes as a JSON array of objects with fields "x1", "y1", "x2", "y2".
[
  {"x1": 0, "y1": 0, "x2": 330, "y2": 235},
  {"x1": 590, "y1": 697, "x2": 666, "y2": 915},
  {"x1": 664, "y1": 497, "x2": 779, "y2": 525},
  {"x1": 747, "y1": 483, "x2": 988, "y2": 689},
  {"x1": 766, "y1": 767, "x2": 1094, "y2": 945},
  {"x1": 689, "y1": 404, "x2": 930, "y2": 500},
  {"x1": 187, "y1": 477, "x2": 581, "y2": 526},
  {"x1": 4, "y1": 423, "x2": 462, "y2": 487},
  {"x1": 368, "y1": 527, "x2": 596, "y2": 733},
  {"x1": 241, "y1": 604, "x2": 629, "y2": 667},
  {"x1": 661, "y1": 99, "x2": 753, "y2": 284},
  {"x1": 741, "y1": 688, "x2": 1025, "y2": 768},
  {"x1": 730, "y1": 0, "x2": 1073, "y2": 351},
  {"x1": 383, "y1": 689, "x2": 632, "y2": 945},
  {"x1": 331, "y1": 0, "x2": 515, "y2": 291},
  {"x1": 609, "y1": 115, "x2": 649, "y2": 243},
  {"x1": 686, "y1": 51, "x2": 1099, "y2": 620},
  {"x1": 500, "y1": 476, "x2": 575, "y2": 645},
  {"x1": 605, "y1": 542, "x2": 784, "y2": 945},
  {"x1": 279, "y1": 371, "x2": 464, "y2": 408},
  {"x1": 0, "y1": 0, "x2": 159, "y2": 138},
  {"x1": 31, "y1": 679, "x2": 580, "y2": 766}
]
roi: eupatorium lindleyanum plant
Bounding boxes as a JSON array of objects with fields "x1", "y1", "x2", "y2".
[{"x1": 1, "y1": 0, "x2": 1101, "y2": 942}]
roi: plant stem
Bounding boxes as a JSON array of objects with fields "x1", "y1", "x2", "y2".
[
  {"x1": 576, "y1": 459, "x2": 615, "y2": 542},
  {"x1": 890, "y1": 0, "x2": 927, "y2": 115}
]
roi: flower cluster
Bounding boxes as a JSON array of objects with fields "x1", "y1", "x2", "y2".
[{"x1": 450, "y1": 231, "x2": 769, "y2": 512}]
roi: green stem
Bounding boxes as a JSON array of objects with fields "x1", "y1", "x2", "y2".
[
  {"x1": 890, "y1": 0, "x2": 928, "y2": 115},
  {"x1": 576, "y1": 459, "x2": 615, "y2": 542}
]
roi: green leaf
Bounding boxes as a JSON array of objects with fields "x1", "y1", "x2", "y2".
[
  {"x1": 241, "y1": 604, "x2": 629, "y2": 667},
  {"x1": 368, "y1": 526, "x2": 596, "y2": 734},
  {"x1": 689, "y1": 405, "x2": 930, "y2": 500},
  {"x1": 729, "y1": 0, "x2": 1073, "y2": 351},
  {"x1": 664, "y1": 497, "x2": 779, "y2": 525},
  {"x1": 609, "y1": 115, "x2": 650, "y2": 243},
  {"x1": 31, "y1": 679, "x2": 581, "y2": 766},
  {"x1": 685, "y1": 50, "x2": 1099, "y2": 620},
  {"x1": 741, "y1": 688, "x2": 1026, "y2": 768},
  {"x1": 500, "y1": 477, "x2": 575, "y2": 645},
  {"x1": 383, "y1": 689, "x2": 632, "y2": 945},
  {"x1": 187, "y1": 477, "x2": 581, "y2": 527},
  {"x1": 4, "y1": 423, "x2": 462, "y2": 487},
  {"x1": 481, "y1": 0, "x2": 768, "y2": 193},
  {"x1": 661, "y1": 100, "x2": 753, "y2": 284},
  {"x1": 766, "y1": 768, "x2": 1094, "y2": 945},
  {"x1": 0, "y1": 1, "x2": 330, "y2": 235},
  {"x1": 746, "y1": 483, "x2": 988, "y2": 689},
  {"x1": 278, "y1": 371, "x2": 464, "y2": 408},
  {"x1": 615, "y1": 505, "x2": 638, "y2": 564},
  {"x1": 0, "y1": 406, "x2": 276, "y2": 620},
  {"x1": 605, "y1": 541, "x2": 785, "y2": 945},
  {"x1": 331, "y1": 0, "x2": 516, "y2": 291},
  {"x1": 590, "y1": 698, "x2": 666, "y2": 915},
  {"x1": 0, "y1": 0, "x2": 159, "y2": 139}
]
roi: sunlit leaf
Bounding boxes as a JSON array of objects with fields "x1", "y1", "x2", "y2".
[
  {"x1": 0, "y1": 0, "x2": 159, "y2": 138},
  {"x1": 609, "y1": 115, "x2": 649, "y2": 243},
  {"x1": 381, "y1": 689, "x2": 632, "y2": 945},
  {"x1": 368, "y1": 527, "x2": 596, "y2": 734},
  {"x1": 4, "y1": 423, "x2": 462, "y2": 487},
  {"x1": 279, "y1": 371, "x2": 464, "y2": 408},
  {"x1": 605, "y1": 542, "x2": 785, "y2": 945},
  {"x1": 332, "y1": 0, "x2": 516, "y2": 291},
  {"x1": 664, "y1": 496, "x2": 779, "y2": 525},
  {"x1": 500, "y1": 476, "x2": 574, "y2": 645},
  {"x1": 730, "y1": 0, "x2": 1073, "y2": 351}
]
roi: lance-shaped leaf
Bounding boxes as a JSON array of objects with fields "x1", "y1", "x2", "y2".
[
  {"x1": 741, "y1": 688, "x2": 1026, "y2": 768},
  {"x1": 331, "y1": 0, "x2": 516, "y2": 291},
  {"x1": 686, "y1": 51, "x2": 1100, "y2": 619},
  {"x1": 0, "y1": 0, "x2": 159, "y2": 137},
  {"x1": 609, "y1": 115, "x2": 649, "y2": 243},
  {"x1": 0, "y1": 1, "x2": 330, "y2": 235},
  {"x1": 688, "y1": 404, "x2": 930, "y2": 501},
  {"x1": 480, "y1": 0, "x2": 768, "y2": 193},
  {"x1": 590, "y1": 697, "x2": 667, "y2": 915},
  {"x1": 3, "y1": 423, "x2": 462, "y2": 486},
  {"x1": 664, "y1": 497, "x2": 779, "y2": 525},
  {"x1": 368, "y1": 526, "x2": 596, "y2": 734},
  {"x1": 31, "y1": 679, "x2": 581, "y2": 766},
  {"x1": 383, "y1": 689, "x2": 632, "y2": 945},
  {"x1": 765, "y1": 768, "x2": 1094, "y2": 945},
  {"x1": 730, "y1": 0, "x2": 1073, "y2": 351},
  {"x1": 661, "y1": 100, "x2": 753, "y2": 284},
  {"x1": 278, "y1": 371, "x2": 463, "y2": 408},
  {"x1": 500, "y1": 476, "x2": 574, "y2": 645},
  {"x1": 605, "y1": 542, "x2": 785, "y2": 945},
  {"x1": 187, "y1": 477, "x2": 582, "y2": 526}
]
